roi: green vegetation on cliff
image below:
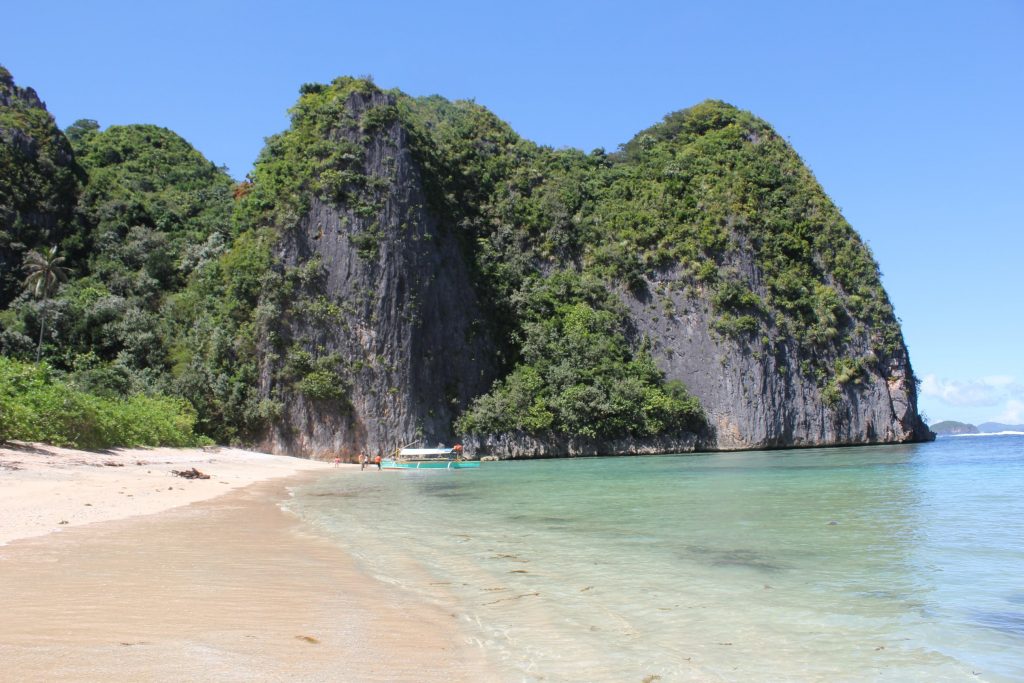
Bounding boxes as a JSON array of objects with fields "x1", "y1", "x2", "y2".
[
  {"x1": 393, "y1": 92, "x2": 898, "y2": 437},
  {"x1": 215, "y1": 78, "x2": 704, "y2": 442},
  {"x1": 0, "y1": 67, "x2": 915, "y2": 450},
  {"x1": 0, "y1": 66, "x2": 82, "y2": 307},
  {"x1": 607, "y1": 102, "x2": 899, "y2": 353},
  {"x1": 455, "y1": 272, "x2": 702, "y2": 438},
  {"x1": 1, "y1": 66, "x2": 236, "y2": 447}
]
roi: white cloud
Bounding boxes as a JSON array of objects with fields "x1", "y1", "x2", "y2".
[
  {"x1": 921, "y1": 374, "x2": 1003, "y2": 407},
  {"x1": 921, "y1": 374, "x2": 1024, "y2": 423},
  {"x1": 996, "y1": 399, "x2": 1024, "y2": 424},
  {"x1": 983, "y1": 375, "x2": 1016, "y2": 388}
]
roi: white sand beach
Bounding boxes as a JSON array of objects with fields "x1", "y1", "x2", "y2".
[
  {"x1": 0, "y1": 443, "x2": 493, "y2": 681},
  {"x1": 0, "y1": 442, "x2": 333, "y2": 545}
]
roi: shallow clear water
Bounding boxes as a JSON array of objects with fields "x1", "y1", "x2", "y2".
[{"x1": 288, "y1": 435, "x2": 1024, "y2": 682}]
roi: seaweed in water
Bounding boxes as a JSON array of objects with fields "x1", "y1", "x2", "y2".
[
  {"x1": 482, "y1": 592, "x2": 540, "y2": 606},
  {"x1": 682, "y1": 544, "x2": 785, "y2": 573}
]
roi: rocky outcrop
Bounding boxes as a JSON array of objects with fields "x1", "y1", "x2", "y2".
[
  {"x1": 0, "y1": 72, "x2": 931, "y2": 457},
  {"x1": 462, "y1": 270, "x2": 929, "y2": 457},
  {"x1": 625, "y1": 272, "x2": 930, "y2": 451},
  {"x1": 246, "y1": 82, "x2": 931, "y2": 459},
  {"x1": 463, "y1": 430, "x2": 699, "y2": 459},
  {"x1": 257, "y1": 89, "x2": 497, "y2": 458}
]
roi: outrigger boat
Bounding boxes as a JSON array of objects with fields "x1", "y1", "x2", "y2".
[{"x1": 381, "y1": 446, "x2": 480, "y2": 470}]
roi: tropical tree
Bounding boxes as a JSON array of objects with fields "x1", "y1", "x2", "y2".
[{"x1": 22, "y1": 246, "x2": 70, "y2": 361}]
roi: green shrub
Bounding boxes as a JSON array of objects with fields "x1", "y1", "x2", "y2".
[
  {"x1": 296, "y1": 369, "x2": 347, "y2": 400},
  {"x1": 457, "y1": 276, "x2": 704, "y2": 439},
  {"x1": 712, "y1": 313, "x2": 760, "y2": 338},
  {"x1": 821, "y1": 383, "x2": 841, "y2": 409},
  {"x1": 0, "y1": 357, "x2": 208, "y2": 448}
]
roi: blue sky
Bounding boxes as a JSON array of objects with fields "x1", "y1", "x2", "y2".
[{"x1": 4, "y1": 0, "x2": 1022, "y2": 425}]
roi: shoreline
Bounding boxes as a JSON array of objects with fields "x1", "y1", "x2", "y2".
[{"x1": 0, "y1": 454, "x2": 495, "y2": 681}]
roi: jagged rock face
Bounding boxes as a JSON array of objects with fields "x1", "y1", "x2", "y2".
[
  {"x1": 463, "y1": 276, "x2": 928, "y2": 457},
  {"x1": 463, "y1": 430, "x2": 699, "y2": 459},
  {"x1": 625, "y1": 273, "x2": 929, "y2": 451},
  {"x1": 0, "y1": 71, "x2": 929, "y2": 457},
  {"x1": 0, "y1": 66, "x2": 80, "y2": 306},
  {"x1": 257, "y1": 90, "x2": 497, "y2": 458},
  {"x1": 247, "y1": 84, "x2": 930, "y2": 459},
  {"x1": 446, "y1": 101, "x2": 932, "y2": 456}
]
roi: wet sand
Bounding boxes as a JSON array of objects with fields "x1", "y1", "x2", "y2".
[{"x1": 0, "y1": 471, "x2": 495, "y2": 682}]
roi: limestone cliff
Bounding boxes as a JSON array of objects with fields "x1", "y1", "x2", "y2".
[
  {"x1": 252, "y1": 85, "x2": 496, "y2": 458},
  {"x1": 0, "y1": 71, "x2": 935, "y2": 457},
  {"x1": 626, "y1": 272, "x2": 928, "y2": 450},
  {"x1": 232, "y1": 81, "x2": 930, "y2": 458}
]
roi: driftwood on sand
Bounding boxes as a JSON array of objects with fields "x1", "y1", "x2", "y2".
[{"x1": 171, "y1": 467, "x2": 210, "y2": 480}]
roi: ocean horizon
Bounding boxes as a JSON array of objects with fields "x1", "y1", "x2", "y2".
[{"x1": 287, "y1": 435, "x2": 1024, "y2": 681}]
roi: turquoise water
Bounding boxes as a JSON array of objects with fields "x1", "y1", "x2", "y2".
[{"x1": 288, "y1": 435, "x2": 1024, "y2": 681}]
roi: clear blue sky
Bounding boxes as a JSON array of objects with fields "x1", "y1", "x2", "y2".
[{"x1": 5, "y1": 0, "x2": 1022, "y2": 425}]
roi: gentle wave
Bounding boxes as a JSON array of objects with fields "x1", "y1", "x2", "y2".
[{"x1": 948, "y1": 431, "x2": 1024, "y2": 437}]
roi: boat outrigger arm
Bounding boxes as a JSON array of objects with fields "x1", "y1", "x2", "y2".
[{"x1": 399, "y1": 448, "x2": 457, "y2": 458}]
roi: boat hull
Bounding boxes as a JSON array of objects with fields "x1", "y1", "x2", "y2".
[{"x1": 381, "y1": 459, "x2": 480, "y2": 470}]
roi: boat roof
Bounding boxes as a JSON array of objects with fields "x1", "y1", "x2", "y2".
[{"x1": 399, "y1": 448, "x2": 454, "y2": 456}]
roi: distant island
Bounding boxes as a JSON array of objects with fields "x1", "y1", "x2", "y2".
[
  {"x1": 978, "y1": 422, "x2": 1024, "y2": 433},
  {"x1": 929, "y1": 421, "x2": 979, "y2": 435},
  {"x1": 930, "y1": 420, "x2": 1024, "y2": 436}
]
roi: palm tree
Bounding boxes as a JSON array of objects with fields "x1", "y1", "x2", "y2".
[{"x1": 22, "y1": 246, "x2": 69, "y2": 362}]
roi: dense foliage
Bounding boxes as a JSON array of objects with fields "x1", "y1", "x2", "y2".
[
  {"x1": 1, "y1": 66, "x2": 237, "y2": 447},
  {"x1": 456, "y1": 272, "x2": 702, "y2": 438},
  {"x1": 0, "y1": 67, "x2": 910, "y2": 448},
  {"x1": 0, "y1": 66, "x2": 82, "y2": 306},
  {"x1": 0, "y1": 357, "x2": 208, "y2": 448},
  {"x1": 2, "y1": 120, "x2": 234, "y2": 376},
  {"x1": 609, "y1": 102, "x2": 900, "y2": 356}
]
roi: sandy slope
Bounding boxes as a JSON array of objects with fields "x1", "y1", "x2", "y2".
[
  {"x1": 0, "y1": 441, "x2": 336, "y2": 545},
  {"x1": 0, "y1": 444, "x2": 494, "y2": 681}
]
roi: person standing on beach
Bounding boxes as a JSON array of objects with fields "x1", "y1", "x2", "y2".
[
  {"x1": 359, "y1": 452, "x2": 367, "y2": 470},
  {"x1": 375, "y1": 454, "x2": 382, "y2": 470}
]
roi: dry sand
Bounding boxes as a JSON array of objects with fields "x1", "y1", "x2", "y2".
[
  {"x1": 0, "y1": 442, "x2": 332, "y2": 546},
  {"x1": 0, "y1": 443, "x2": 495, "y2": 682}
]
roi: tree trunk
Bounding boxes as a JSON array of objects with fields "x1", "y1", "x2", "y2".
[{"x1": 36, "y1": 295, "x2": 47, "y2": 362}]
